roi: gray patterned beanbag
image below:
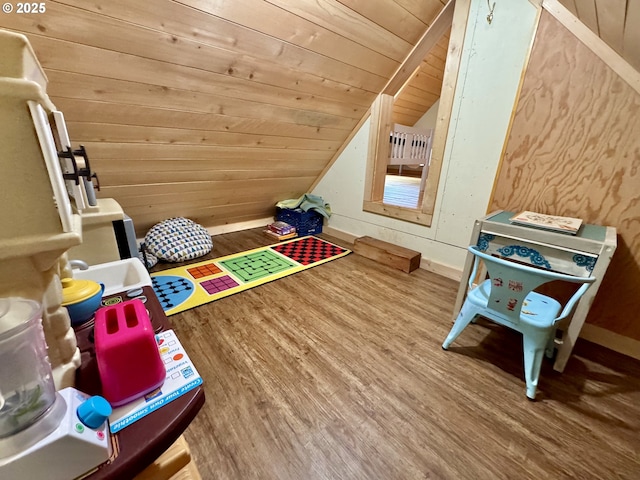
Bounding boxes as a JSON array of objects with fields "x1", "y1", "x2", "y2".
[{"x1": 144, "y1": 217, "x2": 213, "y2": 262}]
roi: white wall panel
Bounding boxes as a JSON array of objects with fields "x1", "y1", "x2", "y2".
[
  {"x1": 313, "y1": 0, "x2": 539, "y2": 274},
  {"x1": 435, "y1": 0, "x2": 539, "y2": 247}
]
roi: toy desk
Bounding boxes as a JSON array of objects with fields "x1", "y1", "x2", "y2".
[{"x1": 453, "y1": 210, "x2": 617, "y2": 372}]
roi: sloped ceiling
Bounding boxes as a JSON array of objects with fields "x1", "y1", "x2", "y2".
[
  {"x1": 558, "y1": 0, "x2": 640, "y2": 72},
  {"x1": 0, "y1": 0, "x2": 447, "y2": 234},
  {"x1": 392, "y1": 29, "x2": 450, "y2": 125}
]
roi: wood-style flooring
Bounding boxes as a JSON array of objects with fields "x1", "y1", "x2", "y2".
[
  {"x1": 156, "y1": 228, "x2": 640, "y2": 480},
  {"x1": 383, "y1": 175, "x2": 422, "y2": 209}
]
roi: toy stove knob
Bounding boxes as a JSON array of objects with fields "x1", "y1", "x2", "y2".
[{"x1": 77, "y1": 395, "x2": 112, "y2": 429}]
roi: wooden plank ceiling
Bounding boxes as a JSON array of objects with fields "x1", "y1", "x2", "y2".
[
  {"x1": 392, "y1": 29, "x2": 450, "y2": 126},
  {"x1": 558, "y1": 0, "x2": 640, "y2": 73},
  {"x1": 0, "y1": 0, "x2": 447, "y2": 234}
]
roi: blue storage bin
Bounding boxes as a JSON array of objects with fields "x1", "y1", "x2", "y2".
[{"x1": 275, "y1": 208, "x2": 323, "y2": 236}]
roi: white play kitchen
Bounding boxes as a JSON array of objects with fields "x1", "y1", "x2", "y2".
[{"x1": 0, "y1": 30, "x2": 204, "y2": 479}]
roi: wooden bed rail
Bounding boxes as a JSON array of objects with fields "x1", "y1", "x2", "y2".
[{"x1": 388, "y1": 123, "x2": 433, "y2": 192}]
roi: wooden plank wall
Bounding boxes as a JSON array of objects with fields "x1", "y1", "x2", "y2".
[
  {"x1": 392, "y1": 29, "x2": 450, "y2": 126},
  {"x1": 558, "y1": 0, "x2": 640, "y2": 72},
  {"x1": 0, "y1": 0, "x2": 446, "y2": 234},
  {"x1": 491, "y1": 11, "x2": 640, "y2": 341}
]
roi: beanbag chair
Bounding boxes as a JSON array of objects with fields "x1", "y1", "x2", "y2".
[
  {"x1": 138, "y1": 246, "x2": 158, "y2": 269},
  {"x1": 144, "y1": 217, "x2": 213, "y2": 263}
]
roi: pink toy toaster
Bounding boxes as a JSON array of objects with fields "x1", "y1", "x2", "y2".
[{"x1": 94, "y1": 299, "x2": 165, "y2": 406}]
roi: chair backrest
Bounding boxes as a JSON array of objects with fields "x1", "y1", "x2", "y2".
[{"x1": 467, "y1": 246, "x2": 596, "y2": 325}]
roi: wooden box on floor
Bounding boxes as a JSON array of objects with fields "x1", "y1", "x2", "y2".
[{"x1": 353, "y1": 236, "x2": 421, "y2": 273}]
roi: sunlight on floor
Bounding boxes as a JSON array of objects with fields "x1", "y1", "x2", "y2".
[{"x1": 383, "y1": 175, "x2": 422, "y2": 208}]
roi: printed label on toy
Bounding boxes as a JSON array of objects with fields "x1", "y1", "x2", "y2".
[{"x1": 108, "y1": 330, "x2": 202, "y2": 433}]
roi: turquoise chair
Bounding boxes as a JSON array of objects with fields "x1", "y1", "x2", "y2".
[{"x1": 442, "y1": 246, "x2": 596, "y2": 400}]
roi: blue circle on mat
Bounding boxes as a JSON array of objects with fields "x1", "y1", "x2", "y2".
[{"x1": 151, "y1": 275, "x2": 195, "y2": 311}]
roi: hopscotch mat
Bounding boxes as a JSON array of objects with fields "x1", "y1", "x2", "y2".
[{"x1": 151, "y1": 236, "x2": 351, "y2": 316}]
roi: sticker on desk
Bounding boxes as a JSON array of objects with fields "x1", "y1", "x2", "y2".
[{"x1": 108, "y1": 330, "x2": 203, "y2": 433}]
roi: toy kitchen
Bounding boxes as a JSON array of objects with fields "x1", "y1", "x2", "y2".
[{"x1": 0, "y1": 30, "x2": 204, "y2": 479}]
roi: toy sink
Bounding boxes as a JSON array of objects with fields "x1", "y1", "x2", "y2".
[{"x1": 72, "y1": 258, "x2": 151, "y2": 296}]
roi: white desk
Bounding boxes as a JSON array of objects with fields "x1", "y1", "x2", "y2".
[{"x1": 453, "y1": 210, "x2": 617, "y2": 372}]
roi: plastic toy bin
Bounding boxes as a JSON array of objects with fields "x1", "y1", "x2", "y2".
[{"x1": 275, "y1": 208, "x2": 323, "y2": 236}]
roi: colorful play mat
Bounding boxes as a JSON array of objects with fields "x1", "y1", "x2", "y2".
[{"x1": 151, "y1": 236, "x2": 351, "y2": 315}]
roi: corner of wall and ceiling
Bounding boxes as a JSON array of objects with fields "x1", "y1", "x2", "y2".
[
  {"x1": 310, "y1": 0, "x2": 458, "y2": 196},
  {"x1": 359, "y1": 0, "x2": 471, "y2": 227},
  {"x1": 541, "y1": 0, "x2": 640, "y2": 96}
]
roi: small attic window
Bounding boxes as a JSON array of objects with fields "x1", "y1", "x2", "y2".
[{"x1": 362, "y1": 0, "x2": 469, "y2": 227}]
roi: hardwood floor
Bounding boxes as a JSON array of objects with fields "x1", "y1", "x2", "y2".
[
  {"x1": 157, "y1": 228, "x2": 640, "y2": 480},
  {"x1": 383, "y1": 175, "x2": 422, "y2": 208}
]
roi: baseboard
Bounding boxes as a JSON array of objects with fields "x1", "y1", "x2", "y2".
[
  {"x1": 321, "y1": 225, "x2": 359, "y2": 244},
  {"x1": 322, "y1": 225, "x2": 463, "y2": 281},
  {"x1": 205, "y1": 217, "x2": 273, "y2": 236},
  {"x1": 579, "y1": 324, "x2": 640, "y2": 361},
  {"x1": 136, "y1": 217, "x2": 274, "y2": 246},
  {"x1": 419, "y1": 258, "x2": 462, "y2": 282}
]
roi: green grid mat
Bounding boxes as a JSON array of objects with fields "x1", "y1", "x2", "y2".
[{"x1": 219, "y1": 249, "x2": 297, "y2": 282}]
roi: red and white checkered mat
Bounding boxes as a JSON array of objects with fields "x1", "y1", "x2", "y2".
[{"x1": 151, "y1": 236, "x2": 351, "y2": 316}]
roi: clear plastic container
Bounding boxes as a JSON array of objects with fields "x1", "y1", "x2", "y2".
[{"x1": 0, "y1": 297, "x2": 64, "y2": 453}]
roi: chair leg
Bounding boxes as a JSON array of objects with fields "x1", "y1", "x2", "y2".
[
  {"x1": 442, "y1": 301, "x2": 478, "y2": 350},
  {"x1": 544, "y1": 328, "x2": 557, "y2": 359},
  {"x1": 522, "y1": 330, "x2": 551, "y2": 400}
]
